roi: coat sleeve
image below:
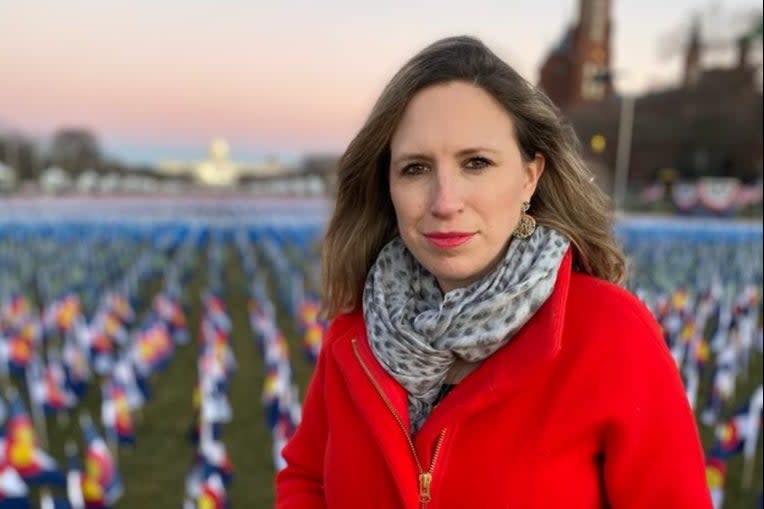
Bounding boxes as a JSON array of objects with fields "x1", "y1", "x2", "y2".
[
  {"x1": 601, "y1": 306, "x2": 712, "y2": 509},
  {"x1": 274, "y1": 320, "x2": 334, "y2": 509}
]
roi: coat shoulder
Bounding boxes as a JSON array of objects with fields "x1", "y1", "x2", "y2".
[
  {"x1": 562, "y1": 273, "x2": 683, "y2": 395},
  {"x1": 566, "y1": 272, "x2": 665, "y2": 356},
  {"x1": 324, "y1": 310, "x2": 364, "y2": 348}
]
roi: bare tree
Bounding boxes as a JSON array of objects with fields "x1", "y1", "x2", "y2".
[
  {"x1": 49, "y1": 128, "x2": 102, "y2": 174},
  {"x1": 0, "y1": 132, "x2": 43, "y2": 181}
]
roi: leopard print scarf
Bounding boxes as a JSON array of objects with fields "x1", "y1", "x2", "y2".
[{"x1": 363, "y1": 225, "x2": 569, "y2": 434}]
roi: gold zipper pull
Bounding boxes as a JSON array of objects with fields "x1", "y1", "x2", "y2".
[{"x1": 419, "y1": 472, "x2": 432, "y2": 503}]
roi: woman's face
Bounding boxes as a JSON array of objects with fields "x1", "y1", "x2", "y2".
[{"x1": 389, "y1": 81, "x2": 544, "y2": 293}]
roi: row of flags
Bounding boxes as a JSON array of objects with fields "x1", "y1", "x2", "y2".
[
  {"x1": 252, "y1": 237, "x2": 326, "y2": 365},
  {"x1": 184, "y1": 238, "x2": 234, "y2": 509},
  {"x1": 234, "y1": 233, "x2": 315, "y2": 473},
  {"x1": 0, "y1": 227, "x2": 201, "y2": 508}
]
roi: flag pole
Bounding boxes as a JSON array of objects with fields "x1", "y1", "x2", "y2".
[
  {"x1": 102, "y1": 379, "x2": 121, "y2": 468},
  {"x1": 741, "y1": 386, "x2": 763, "y2": 491},
  {"x1": 25, "y1": 356, "x2": 49, "y2": 449},
  {"x1": 66, "y1": 439, "x2": 85, "y2": 509},
  {"x1": 742, "y1": 459, "x2": 755, "y2": 492},
  {"x1": 40, "y1": 487, "x2": 54, "y2": 509}
]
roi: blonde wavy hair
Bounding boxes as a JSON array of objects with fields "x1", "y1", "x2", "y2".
[{"x1": 322, "y1": 36, "x2": 626, "y2": 318}]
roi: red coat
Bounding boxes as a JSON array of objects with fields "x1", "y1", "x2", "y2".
[{"x1": 275, "y1": 253, "x2": 712, "y2": 509}]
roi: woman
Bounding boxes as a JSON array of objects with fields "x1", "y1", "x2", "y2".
[{"x1": 276, "y1": 36, "x2": 711, "y2": 509}]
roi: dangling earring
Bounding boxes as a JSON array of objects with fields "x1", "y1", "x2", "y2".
[{"x1": 513, "y1": 201, "x2": 536, "y2": 239}]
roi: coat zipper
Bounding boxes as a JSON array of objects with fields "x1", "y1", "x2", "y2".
[{"x1": 352, "y1": 338, "x2": 447, "y2": 509}]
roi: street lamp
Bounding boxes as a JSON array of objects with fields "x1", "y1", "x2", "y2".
[
  {"x1": 613, "y1": 94, "x2": 635, "y2": 212},
  {"x1": 594, "y1": 70, "x2": 635, "y2": 213}
]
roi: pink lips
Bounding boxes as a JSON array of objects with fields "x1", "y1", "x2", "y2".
[{"x1": 424, "y1": 231, "x2": 475, "y2": 248}]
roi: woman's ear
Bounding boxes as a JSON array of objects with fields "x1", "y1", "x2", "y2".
[{"x1": 524, "y1": 152, "x2": 545, "y2": 197}]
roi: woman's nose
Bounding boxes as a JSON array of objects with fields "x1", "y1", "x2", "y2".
[{"x1": 429, "y1": 167, "x2": 464, "y2": 218}]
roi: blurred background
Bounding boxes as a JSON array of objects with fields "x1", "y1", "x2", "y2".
[{"x1": 0, "y1": 1, "x2": 762, "y2": 508}]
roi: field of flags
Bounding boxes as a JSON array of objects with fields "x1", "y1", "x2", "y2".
[
  {"x1": 0, "y1": 197, "x2": 762, "y2": 508},
  {"x1": 617, "y1": 217, "x2": 763, "y2": 508}
]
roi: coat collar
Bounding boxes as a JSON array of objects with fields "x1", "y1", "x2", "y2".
[{"x1": 330, "y1": 250, "x2": 572, "y2": 502}]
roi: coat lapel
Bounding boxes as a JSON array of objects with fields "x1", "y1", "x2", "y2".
[{"x1": 331, "y1": 322, "x2": 419, "y2": 508}]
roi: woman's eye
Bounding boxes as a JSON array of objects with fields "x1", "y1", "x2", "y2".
[
  {"x1": 464, "y1": 157, "x2": 492, "y2": 170},
  {"x1": 401, "y1": 163, "x2": 427, "y2": 176}
]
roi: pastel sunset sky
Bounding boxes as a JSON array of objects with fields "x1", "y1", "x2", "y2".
[{"x1": 1, "y1": 0, "x2": 760, "y2": 165}]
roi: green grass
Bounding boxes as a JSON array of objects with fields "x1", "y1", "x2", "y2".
[
  {"x1": 104, "y1": 251, "x2": 203, "y2": 508},
  {"x1": 223, "y1": 246, "x2": 275, "y2": 508}
]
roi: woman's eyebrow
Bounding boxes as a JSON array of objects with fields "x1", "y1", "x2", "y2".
[
  {"x1": 392, "y1": 147, "x2": 500, "y2": 166},
  {"x1": 391, "y1": 152, "x2": 432, "y2": 166},
  {"x1": 454, "y1": 147, "x2": 500, "y2": 157}
]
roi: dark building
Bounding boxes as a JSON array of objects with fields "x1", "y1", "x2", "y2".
[
  {"x1": 629, "y1": 65, "x2": 761, "y2": 183},
  {"x1": 540, "y1": 2, "x2": 763, "y2": 189},
  {"x1": 538, "y1": 0, "x2": 614, "y2": 110}
]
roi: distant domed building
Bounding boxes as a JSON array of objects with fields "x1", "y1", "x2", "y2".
[{"x1": 156, "y1": 138, "x2": 288, "y2": 187}]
